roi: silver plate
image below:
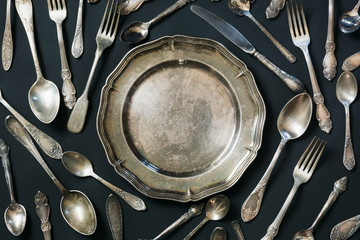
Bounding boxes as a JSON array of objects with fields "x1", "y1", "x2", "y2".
[{"x1": 97, "y1": 35, "x2": 266, "y2": 202}]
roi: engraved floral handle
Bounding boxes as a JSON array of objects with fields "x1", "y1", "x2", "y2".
[
  {"x1": 2, "y1": 0, "x2": 13, "y2": 71},
  {"x1": 330, "y1": 214, "x2": 360, "y2": 240},
  {"x1": 266, "y1": 0, "x2": 285, "y2": 19},
  {"x1": 241, "y1": 139, "x2": 287, "y2": 222},
  {"x1": 0, "y1": 91, "x2": 63, "y2": 159},
  {"x1": 323, "y1": 0, "x2": 337, "y2": 81},
  {"x1": 0, "y1": 140, "x2": 15, "y2": 203},
  {"x1": 35, "y1": 191, "x2": 52, "y2": 240},
  {"x1": 342, "y1": 51, "x2": 360, "y2": 72},
  {"x1": 71, "y1": 0, "x2": 84, "y2": 58},
  {"x1": 253, "y1": 52, "x2": 305, "y2": 93},
  {"x1": 343, "y1": 106, "x2": 355, "y2": 170}
]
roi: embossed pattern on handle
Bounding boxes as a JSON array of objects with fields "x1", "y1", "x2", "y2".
[
  {"x1": 266, "y1": 0, "x2": 286, "y2": 19},
  {"x1": 323, "y1": 0, "x2": 337, "y2": 81},
  {"x1": 342, "y1": 51, "x2": 360, "y2": 72},
  {"x1": 121, "y1": 0, "x2": 148, "y2": 15},
  {"x1": 72, "y1": 0, "x2": 84, "y2": 58},
  {"x1": 0, "y1": 140, "x2": 15, "y2": 202},
  {"x1": 330, "y1": 214, "x2": 360, "y2": 240},
  {"x1": 253, "y1": 52, "x2": 305, "y2": 93},
  {"x1": 34, "y1": 191, "x2": 52, "y2": 240},
  {"x1": 343, "y1": 107, "x2": 355, "y2": 170},
  {"x1": 231, "y1": 220, "x2": 246, "y2": 240},
  {"x1": 2, "y1": 0, "x2": 13, "y2": 71}
]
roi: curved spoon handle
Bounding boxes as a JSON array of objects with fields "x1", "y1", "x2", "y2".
[
  {"x1": 0, "y1": 139, "x2": 15, "y2": 202},
  {"x1": 34, "y1": 191, "x2": 52, "y2": 240},
  {"x1": 343, "y1": 107, "x2": 355, "y2": 170},
  {"x1": 148, "y1": 0, "x2": 194, "y2": 25},
  {"x1": 183, "y1": 217, "x2": 208, "y2": 240},
  {"x1": 0, "y1": 91, "x2": 63, "y2": 159},
  {"x1": 241, "y1": 139, "x2": 286, "y2": 222},
  {"x1": 2, "y1": 0, "x2": 13, "y2": 71},
  {"x1": 71, "y1": 0, "x2": 84, "y2": 58},
  {"x1": 323, "y1": 0, "x2": 336, "y2": 81},
  {"x1": 342, "y1": 51, "x2": 360, "y2": 72},
  {"x1": 5, "y1": 116, "x2": 68, "y2": 194},
  {"x1": 309, "y1": 177, "x2": 348, "y2": 231},
  {"x1": 94, "y1": 174, "x2": 146, "y2": 211},
  {"x1": 330, "y1": 214, "x2": 360, "y2": 240}
]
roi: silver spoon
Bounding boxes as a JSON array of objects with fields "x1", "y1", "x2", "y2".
[
  {"x1": 339, "y1": 0, "x2": 360, "y2": 33},
  {"x1": 120, "y1": 0, "x2": 194, "y2": 44},
  {"x1": 336, "y1": 71, "x2": 358, "y2": 170},
  {"x1": 61, "y1": 151, "x2": 146, "y2": 211},
  {"x1": 227, "y1": 0, "x2": 296, "y2": 63},
  {"x1": 5, "y1": 116, "x2": 97, "y2": 235},
  {"x1": 210, "y1": 227, "x2": 227, "y2": 240},
  {"x1": 183, "y1": 195, "x2": 230, "y2": 240},
  {"x1": 34, "y1": 191, "x2": 52, "y2": 240},
  {"x1": 0, "y1": 139, "x2": 27, "y2": 236},
  {"x1": 292, "y1": 177, "x2": 348, "y2": 240},
  {"x1": 15, "y1": 0, "x2": 60, "y2": 123},
  {"x1": 71, "y1": 0, "x2": 84, "y2": 58},
  {"x1": 241, "y1": 93, "x2": 312, "y2": 222}
]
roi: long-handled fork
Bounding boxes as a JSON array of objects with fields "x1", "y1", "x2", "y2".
[
  {"x1": 47, "y1": 0, "x2": 76, "y2": 109},
  {"x1": 286, "y1": 0, "x2": 332, "y2": 134},
  {"x1": 67, "y1": 0, "x2": 121, "y2": 133},
  {"x1": 261, "y1": 137, "x2": 326, "y2": 240}
]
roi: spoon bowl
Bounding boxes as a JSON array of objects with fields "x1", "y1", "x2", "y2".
[
  {"x1": 29, "y1": 77, "x2": 60, "y2": 123},
  {"x1": 336, "y1": 71, "x2": 358, "y2": 105},
  {"x1": 293, "y1": 229, "x2": 314, "y2": 240},
  {"x1": 4, "y1": 202, "x2": 27, "y2": 236},
  {"x1": 339, "y1": 11, "x2": 360, "y2": 33}
]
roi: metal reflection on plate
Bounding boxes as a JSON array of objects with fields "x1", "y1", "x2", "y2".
[{"x1": 97, "y1": 35, "x2": 266, "y2": 202}]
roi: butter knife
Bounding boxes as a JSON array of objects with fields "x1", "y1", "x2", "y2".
[
  {"x1": 106, "y1": 194, "x2": 123, "y2": 240},
  {"x1": 190, "y1": 5, "x2": 305, "y2": 94}
]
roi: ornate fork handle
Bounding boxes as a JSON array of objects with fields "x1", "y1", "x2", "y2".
[{"x1": 323, "y1": 0, "x2": 337, "y2": 81}]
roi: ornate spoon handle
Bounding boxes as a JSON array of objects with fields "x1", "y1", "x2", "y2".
[
  {"x1": 2, "y1": 0, "x2": 13, "y2": 71},
  {"x1": 323, "y1": 0, "x2": 337, "y2": 80},
  {"x1": 71, "y1": 0, "x2": 84, "y2": 58},
  {"x1": 330, "y1": 214, "x2": 360, "y2": 240},
  {"x1": 121, "y1": 0, "x2": 148, "y2": 15},
  {"x1": 35, "y1": 191, "x2": 52, "y2": 240},
  {"x1": 0, "y1": 140, "x2": 15, "y2": 202},
  {"x1": 342, "y1": 51, "x2": 360, "y2": 72},
  {"x1": 343, "y1": 107, "x2": 355, "y2": 170},
  {"x1": 266, "y1": 0, "x2": 285, "y2": 19}
]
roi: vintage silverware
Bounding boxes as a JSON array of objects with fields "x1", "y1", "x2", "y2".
[
  {"x1": 241, "y1": 93, "x2": 312, "y2": 222},
  {"x1": 336, "y1": 72, "x2": 357, "y2": 170},
  {"x1": 121, "y1": 0, "x2": 194, "y2": 44},
  {"x1": 330, "y1": 214, "x2": 360, "y2": 240},
  {"x1": 0, "y1": 139, "x2": 27, "y2": 236},
  {"x1": 2, "y1": 0, "x2": 13, "y2": 71},
  {"x1": 34, "y1": 191, "x2": 52, "y2": 240},
  {"x1": 342, "y1": 51, "x2": 360, "y2": 72},
  {"x1": 339, "y1": 0, "x2": 360, "y2": 33},
  {"x1": 228, "y1": 0, "x2": 296, "y2": 63},
  {"x1": 47, "y1": 0, "x2": 76, "y2": 109},
  {"x1": 266, "y1": 0, "x2": 285, "y2": 19},
  {"x1": 61, "y1": 151, "x2": 146, "y2": 211},
  {"x1": 67, "y1": 0, "x2": 121, "y2": 133},
  {"x1": 88, "y1": 0, "x2": 99, "y2": 3},
  {"x1": 262, "y1": 137, "x2": 326, "y2": 240},
  {"x1": 232, "y1": 220, "x2": 246, "y2": 240},
  {"x1": 121, "y1": 0, "x2": 148, "y2": 15},
  {"x1": 106, "y1": 194, "x2": 123, "y2": 240},
  {"x1": 323, "y1": 0, "x2": 337, "y2": 81},
  {"x1": 5, "y1": 115, "x2": 97, "y2": 235},
  {"x1": 15, "y1": 0, "x2": 60, "y2": 123},
  {"x1": 210, "y1": 227, "x2": 227, "y2": 240},
  {"x1": 141, "y1": 202, "x2": 205, "y2": 240},
  {"x1": 0, "y1": 90, "x2": 63, "y2": 159},
  {"x1": 292, "y1": 176, "x2": 348, "y2": 240},
  {"x1": 287, "y1": 0, "x2": 332, "y2": 133},
  {"x1": 190, "y1": 5, "x2": 305, "y2": 93},
  {"x1": 183, "y1": 195, "x2": 230, "y2": 240},
  {"x1": 72, "y1": 0, "x2": 84, "y2": 58}
]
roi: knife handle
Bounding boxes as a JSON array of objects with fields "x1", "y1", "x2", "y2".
[{"x1": 254, "y1": 51, "x2": 306, "y2": 93}]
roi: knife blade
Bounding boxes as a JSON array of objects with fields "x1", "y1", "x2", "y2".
[
  {"x1": 106, "y1": 194, "x2": 123, "y2": 240},
  {"x1": 190, "y1": 5, "x2": 306, "y2": 94}
]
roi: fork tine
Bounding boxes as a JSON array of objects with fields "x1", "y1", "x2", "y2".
[
  {"x1": 62, "y1": 0, "x2": 66, "y2": 9},
  {"x1": 286, "y1": 1, "x2": 295, "y2": 39},
  {"x1": 299, "y1": 0, "x2": 309, "y2": 35},
  {"x1": 296, "y1": 137, "x2": 317, "y2": 169},
  {"x1": 104, "y1": 0, "x2": 115, "y2": 34},
  {"x1": 294, "y1": 0, "x2": 304, "y2": 36},
  {"x1": 290, "y1": 0, "x2": 299, "y2": 37},
  {"x1": 47, "y1": 0, "x2": 52, "y2": 10},
  {"x1": 109, "y1": 0, "x2": 121, "y2": 36},
  {"x1": 99, "y1": 0, "x2": 111, "y2": 33},
  {"x1": 307, "y1": 141, "x2": 326, "y2": 174},
  {"x1": 303, "y1": 139, "x2": 322, "y2": 172}
]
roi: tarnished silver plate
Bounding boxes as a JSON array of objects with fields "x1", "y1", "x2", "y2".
[{"x1": 97, "y1": 35, "x2": 266, "y2": 202}]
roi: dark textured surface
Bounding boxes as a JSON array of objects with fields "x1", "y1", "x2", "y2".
[{"x1": 0, "y1": 0, "x2": 359, "y2": 239}]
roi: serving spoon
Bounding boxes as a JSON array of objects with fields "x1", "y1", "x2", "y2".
[
  {"x1": 339, "y1": 0, "x2": 360, "y2": 33},
  {"x1": 241, "y1": 93, "x2": 312, "y2": 222},
  {"x1": 5, "y1": 116, "x2": 97, "y2": 235},
  {"x1": 0, "y1": 139, "x2": 27, "y2": 236},
  {"x1": 336, "y1": 71, "x2": 358, "y2": 170},
  {"x1": 120, "y1": 0, "x2": 194, "y2": 44},
  {"x1": 61, "y1": 151, "x2": 146, "y2": 211}
]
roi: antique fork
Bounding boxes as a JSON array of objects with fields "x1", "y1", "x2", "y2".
[
  {"x1": 286, "y1": 0, "x2": 332, "y2": 134},
  {"x1": 261, "y1": 137, "x2": 326, "y2": 240},
  {"x1": 47, "y1": 0, "x2": 76, "y2": 109},
  {"x1": 67, "y1": 0, "x2": 121, "y2": 133}
]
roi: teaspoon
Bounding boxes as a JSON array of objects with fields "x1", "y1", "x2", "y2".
[
  {"x1": 0, "y1": 139, "x2": 27, "y2": 236},
  {"x1": 15, "y1": 0, "x2": 60, "y2": 123},
  {"x1": 336, "y1": 71, "x2": 358, "y2": 170},
  {"x1": 5, "y1": 116, "x2": 97, "y2": 235},
  {"x1": 120, "y1": 0, "x2": 194, "y2": 44},
  {"x1": 339, "y1": 0, "x2": 360, "y2": 33},
  {"x1": 241, "y1": 93, "x2": 312, "y2": 222},
  {"x1": 61, "y1": 151, "x2": 146, "y2": 211}
]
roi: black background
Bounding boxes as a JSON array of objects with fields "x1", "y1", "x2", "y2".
[{"x1": 0, "y1": 0, "x2": 360, "y2": 239}]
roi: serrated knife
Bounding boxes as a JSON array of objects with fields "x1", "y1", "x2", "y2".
[{"x1": 190, "y1": 5, "x2": 306, "y2": 94}]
